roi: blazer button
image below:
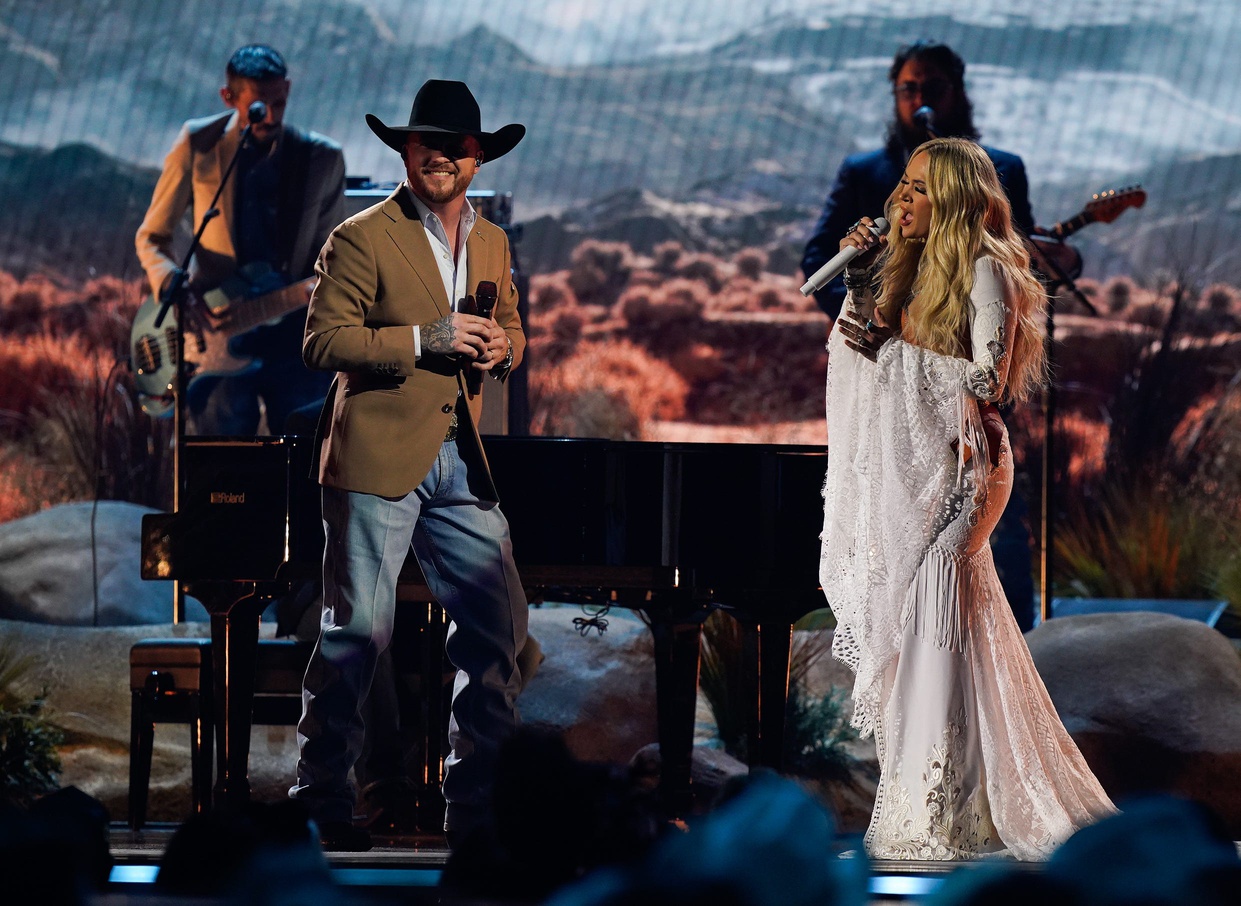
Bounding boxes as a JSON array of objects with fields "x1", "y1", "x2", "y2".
[{"x1": 441, "y1": 404, "x2": 453, "y2": 413}]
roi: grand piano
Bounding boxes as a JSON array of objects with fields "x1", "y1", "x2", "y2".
[{"x1": 141, "y1": 434, "x2": 829, "y2": 817}]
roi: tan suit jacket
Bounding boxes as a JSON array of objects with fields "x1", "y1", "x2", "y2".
[
  {"x1": 135, "y1": 110, "x2": 346, "y2": 296},
  {"x1": 303, "y1": 187, "x2": 525, "y2": 499}
]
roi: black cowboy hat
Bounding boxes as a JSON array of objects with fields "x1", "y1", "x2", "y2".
[{"x1": 365, "y1": 79, "x2": 525, "y2": 162}]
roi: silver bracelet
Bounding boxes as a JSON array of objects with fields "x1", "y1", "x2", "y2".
[
  {"x1": 843, "y1": 267, "x2": 873, "y2": 292},
  {"x1": 491, "y1": 340, "x2": 514, "y2": 378}
]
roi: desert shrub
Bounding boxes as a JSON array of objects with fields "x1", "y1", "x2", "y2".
[
  {"x1": 754, "y1": 287, "x2": 785, "y2": 310},
  {"x1": 1101, "y1": 276, "x2": 1135, "y2": 316},
  {"x1": 529, "y1": 339, "x2": 688, "y2": 439},
  {"x1": 1185, "y1": 283, "x2": 1241, "y2": 335},
  {"x1": 1202, "y1": 283, "x2": 1241, "y2": 316},
  {"x1": 666, "y1": 342, "x2": 727, "y2": 384},
  {"x1": 528, "y1": 305, "x2": 589, "y2": 366},
  {"x1": 698, "y1": 610, "x2": 856, "y2": 777},
  {"x1": 566, "y1": 240, "x2": 634, "y2": 307},
  {"x1": 713, "y1": 279, "x2": 764, "y2": 314},
  {"x1": 650, "y1": 241, "x2": 684, "y2": 274},
  {"x1": 673, "y1": 253, "x2": 727, "y2": 293},
  {"x1": 734, "y1": 248, "x2": 767, "y2": 282},
  {"x1": 530, "y1": 272, "x2": 578, "y2": 312},
  {"x1": 1126, "y1": 296, "x2": 1171, "y2": 329},
  {"x1": 0, "y1": 640, "x2": 63, "y2": 810},
  {"x1": 0, "y1": 275, "x2": 56, "y2": 338},
  {"x1": 712, "y1": 273, "x2": 815, "y2": 315},
  {"x1": 615, "y1": 284, "x2": 655, "y2": 323},
  {"x1": 618, "y1": 279, "x2": 705, "y2": 348},
  {"x1": 783, "y1": 685, "x2": 857, "y2": 779}
]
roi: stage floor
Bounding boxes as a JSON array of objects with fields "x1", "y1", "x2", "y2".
[{"x1": 101, "y1": 824, "x2": 1034, "y2": 903}]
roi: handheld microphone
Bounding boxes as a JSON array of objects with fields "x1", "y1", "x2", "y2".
[
  {"x1": 247, "y1": 101, "x2": 268, "y2": 124},
  {"x1": 799, "y1": 217, "x2": 890, "y2": 296},
  {"x1": 467, "y1": 280, "x2": 499, "y2": 397},
  {"x1": 914, "y1": 105, "x2": 937, "y2": 137}
]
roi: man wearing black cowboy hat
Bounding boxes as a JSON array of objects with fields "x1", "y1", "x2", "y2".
[{"x1": 290, "y1": 79, "x2": 527, "y2": 851}]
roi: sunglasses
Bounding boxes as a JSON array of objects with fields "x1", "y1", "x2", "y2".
[
  {"x1": 411, "y1": 133, "x2": 479, "y2": 160},
  {"x1": 893, "y1": 79, "x2": 950, "y2": 102}
]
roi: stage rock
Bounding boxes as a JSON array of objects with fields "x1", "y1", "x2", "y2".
[
  {"x1": 0, "y1": 501, "x2": 208, "y2": 625},
  {"x1": 2, "y1": 607, "x2": 666, "y2": 824},
  {"x1": 1027, "y1": 611, "x2": 1241, "y2": 836},
  {"x1": 519, "y1": 606, "x2": 659, "y2": 765}
]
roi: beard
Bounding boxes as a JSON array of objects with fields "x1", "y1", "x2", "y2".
[
  {"x1": 886, "y1": 100, "x2": 979, "y2": 156},
  {"x1": 409, "y1": 164, "x2": 472, "y2": 204}
]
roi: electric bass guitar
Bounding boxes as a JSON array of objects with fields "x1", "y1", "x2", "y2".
[
  {"x1": 1029, "y1": 185, "x2": 1147, "y2": 286},
  {"x1": 130, "y1": 276, "x2": 314, "y2": 417}
]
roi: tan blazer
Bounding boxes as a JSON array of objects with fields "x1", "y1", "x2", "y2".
[
  {"x1": 303, "y1": 187, "x2": 525, "y2": 499},
  {"x1": 135, "y1": 111, "x2": 346, "y2": 296}
]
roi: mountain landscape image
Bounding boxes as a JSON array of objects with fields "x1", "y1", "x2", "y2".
[{"x1": 1, "y1": 0, "x2": 1239, "y2": 540}]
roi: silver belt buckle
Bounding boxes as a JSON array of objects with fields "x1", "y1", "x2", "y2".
[{"x1": 444, "y1": 410, "x2": 458, "y2": 442}]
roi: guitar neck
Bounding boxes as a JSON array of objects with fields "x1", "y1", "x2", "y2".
[
  {"x1": 1052, "y1": 212, "x2": 1095, "y2": 240},
  {"x1": 226, "y1": 281, "x2": 312, "y2": 334}
]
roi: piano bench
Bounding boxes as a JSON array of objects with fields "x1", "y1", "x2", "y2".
[{"x1": 128, "y1": 637, "x2": 312, "y2": 829}]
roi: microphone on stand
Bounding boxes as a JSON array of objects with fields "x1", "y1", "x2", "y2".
[
  {"x1": 467, "y1": 280, "x2": 498, "y2": 398},
  {"x1": 799, "y1": 217, "x2": 890, "y2": 296},
  {"x1": 914, "y1": 105, "x2": 938, "y2": 137},
  {"x1": 240, "y1": 101, "x2": 267, "y2": 149}
]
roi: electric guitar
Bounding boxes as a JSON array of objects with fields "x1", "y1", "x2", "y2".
[
  {"x1": 130, "y1": 276, "x2": 314, "y2": 417},
  {"x1": 1029, "y1": 185, "x2": 1147, "y2": 285}
]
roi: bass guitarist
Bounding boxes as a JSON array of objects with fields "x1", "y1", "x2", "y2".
[{"x1": 135, "y1": 43, "x2": 345, "y2": 435}]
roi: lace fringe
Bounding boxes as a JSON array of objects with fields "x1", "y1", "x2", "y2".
[{"x1": 901, "y1": 547, "x2": 967, "y2": 652}]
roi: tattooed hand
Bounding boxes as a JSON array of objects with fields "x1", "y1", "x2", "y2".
[{"x1": 420, "y1": 313, "x2": 492, "y2": 358}]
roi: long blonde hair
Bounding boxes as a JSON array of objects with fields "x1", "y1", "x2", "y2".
[{"x1": 875, "y1": 138, "x2": 1047, "y2": 403}]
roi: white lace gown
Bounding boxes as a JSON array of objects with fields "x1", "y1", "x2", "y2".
[{"x1": 820, "y1": 257, "x2": 1116, "y2": 861}]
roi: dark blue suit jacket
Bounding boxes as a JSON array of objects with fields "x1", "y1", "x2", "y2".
[{"x1": 800, "y1": 143, "x2": 1035, "y2": 319}]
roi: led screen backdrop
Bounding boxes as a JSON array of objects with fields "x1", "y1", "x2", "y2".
[{"x1": 1, "y1": 1, "x2": 1240, "y2": 529}]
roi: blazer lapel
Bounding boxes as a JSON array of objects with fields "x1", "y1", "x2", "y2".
[
  {"x1": 464, "y1": 219, "x2": 491, "y2": 296},
  {"x1": 213, "y1": 112, "x2": 242, "y2": 257},
  {"x1": 385, "y1": 190, "x2": 451, "y2": 316}
]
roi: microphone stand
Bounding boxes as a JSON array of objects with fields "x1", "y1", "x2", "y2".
[
  {"x1": 1030, "y1": 235, "x2": 1096, "y2": 624},
  {"x1": 161, "y1": 116, "x2": 257, "y2": 621}
]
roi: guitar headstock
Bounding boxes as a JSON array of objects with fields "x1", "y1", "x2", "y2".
[{"x1": 1083, "y1": 185, "x2": 1147, "y2": 224}]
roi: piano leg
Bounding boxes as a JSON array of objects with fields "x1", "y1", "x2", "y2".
[
  {"x1": 742, "y1": 620, "x2": 794, "y2": 771},
  {"x1": 193, "y1": 582, "x2": 264, "y2": 810},
  {"x1": 417, "y1": 601, "x2": 449, "y2": 831},
  {"x1": 648, "y1": 612, "x2": 707, "y2": 818}
]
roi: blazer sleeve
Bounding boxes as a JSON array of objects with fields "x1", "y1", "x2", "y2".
[
  {"x1": 302, "y1": 220, "x2": 419, "y2": 376},
  {"x1": 135, "y1": 123, "x2": 194, "y2": 297},
  {"x1": 494, "y1": 233, "x2": 525, "y2": 377}
]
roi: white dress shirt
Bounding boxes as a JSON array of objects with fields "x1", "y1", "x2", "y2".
[{"x1": 406, "y1": 184, "x2": 476, "y2": 358}]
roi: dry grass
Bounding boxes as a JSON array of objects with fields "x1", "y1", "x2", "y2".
[
  {"x1": 1055, "y1": 480, "x2": 1239, "y2": 602},
  {"x1": 0, "y1": 270, "x2": 167, "y2": 521}
]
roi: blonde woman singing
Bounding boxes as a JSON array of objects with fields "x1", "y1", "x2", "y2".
[{"x1": 820, "y1": 137, "x2": 1115, "y2": 860}]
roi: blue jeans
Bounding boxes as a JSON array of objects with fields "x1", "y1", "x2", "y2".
[{"x1": 290, "y1": 438, "x2": 527, "y2": 831}]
